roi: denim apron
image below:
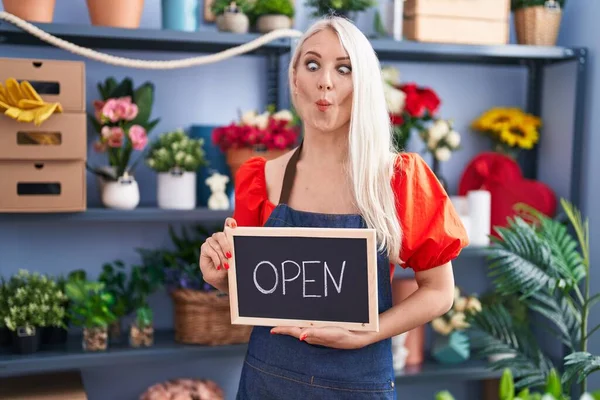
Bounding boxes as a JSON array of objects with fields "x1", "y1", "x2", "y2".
[{"x1": 236, "y1": 143, "x2": 397, "y2": 399}]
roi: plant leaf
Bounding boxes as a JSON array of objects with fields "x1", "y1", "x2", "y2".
[{"x1": 563, "y1": 352, "x2": 600, "y2": 385}]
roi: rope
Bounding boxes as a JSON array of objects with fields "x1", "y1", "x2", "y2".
[{"x1": 0, "y1": 11, "x2": 303, "y2": 70}]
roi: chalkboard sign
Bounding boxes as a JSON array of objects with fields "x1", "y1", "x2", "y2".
[{"x1": 225, "y1": 226, "x2": 379, "y2": 332}]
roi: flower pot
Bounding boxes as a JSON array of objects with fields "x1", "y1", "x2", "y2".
[
  {"x1": 86, "y1": 0, "x2": 145, "y2": 28},
  {"x1": 82, "y1": 326, "x2": 108, "y2": 351},
  {"x1": 431, "y1": 331, "x2": 470, "y2": 364},
  {"x1": 41, "y1": 326, "x2": 67, "y2": 347},
  {"x1": 129, "y1": 323, "x2": 154, "y2": 348},
  {"x1": 226, "y1": 147, "x2": 287, "y2": 182},
  {"x1": 514, "y1": 5, "x2": 562, "y2": 46},
  {"x1": 256, "y1": 15, "x2": 292, "y2": 33},
  {"x1": 161, "y1": 0, "x2": 198, "y2": 31},
  {"x1": 11, "y1": 326, "x2": 41, "y2": 354},
  {"x1": 109, "y1": 319, "x2": 123, "y2": 344},
  {"x1": 216, "y1": 12, "x2": 249, "y2": 33},
  {"x1": 157, "y1": 170, "x2": 197, "y2": 210},
  {"x1": 101, "y1": 174, "x2": 140, "y2": 209},
  {"x1": 2, "y1": 0, "x2": 56, "y2": 22}
]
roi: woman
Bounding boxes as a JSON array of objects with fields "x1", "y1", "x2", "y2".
[{"x1": 199, "y1": 16, "x2": 469, "y2": 399}]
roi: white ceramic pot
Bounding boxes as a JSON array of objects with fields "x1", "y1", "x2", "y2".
[
  {"x1": 101, "y1": 174, "x2": 140, "y2": 210},
  {"x1": 157, "y1": 170, "x2": 196, "y2": 210}
]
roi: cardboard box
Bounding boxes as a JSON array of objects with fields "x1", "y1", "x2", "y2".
[
  {"x1": 0, "y1": 371, "x2": 88, "y2": 399},
  {"x1": 0, "y1": 113, "x2": 87, "y2": 160},
  {"x1": 0, "y1": 57, "x2": 86, "y2": 112},
  {"x1": 0, "y1": 160, "x2": 86, "y2": 212},
  {"x1": 403, "y1": 0, "x2": 510, "y2": 45}
]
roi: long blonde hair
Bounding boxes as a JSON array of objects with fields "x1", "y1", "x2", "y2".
[{"x1": 288, "y1": 16, "x2": 402, "y2": 259}]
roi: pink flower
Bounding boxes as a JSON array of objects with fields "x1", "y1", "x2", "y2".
[
  {"x1": 102, "y1": 99, "x2": 121, "y2": 123},
  {"x1": 128, "y1": 124, "x2": 147, "y2": 150},
  {"x1": 101, "y1": 97, "x2": 139, "y2": 122},
  {"x1": 93, "y1": 100, "x2": 105, "y2": 121},
  {"x1": 106, "y1": 127, "x2": 124, "y2": 148}
]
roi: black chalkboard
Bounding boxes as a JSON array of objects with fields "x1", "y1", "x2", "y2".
[{"x1": 225, "y1": 227, "x2": 379, "y2": 332}]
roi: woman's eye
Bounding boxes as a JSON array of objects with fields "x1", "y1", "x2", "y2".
[
  {"x1": 306, "y1": 61, "x2": 319, "y2": 71},
  {"x1": 338, "y1": 65, "x2": 352, "y2": 74}
]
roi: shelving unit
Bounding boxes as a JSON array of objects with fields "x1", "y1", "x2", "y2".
[{"x1": 0, "y1": 17, "x2": 588, "y2": 399}]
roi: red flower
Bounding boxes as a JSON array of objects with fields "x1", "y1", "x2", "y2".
[
  {"x1": 212, "y1": 116, "x2": 300, "y2": 152},
  {"x1": 397, "y1": 83, "x2": 440, "y2": 118}
]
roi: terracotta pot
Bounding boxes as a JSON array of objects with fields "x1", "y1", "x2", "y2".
[
  {"x1": 514, "y1": 5, "x2": 562, "y2": 46},
  {"x1": 86, "y1": 0, "x2": 145, "y2": 28},
  {"x1": 2, "y1": 0, "x2": 56, "y2": 22},
  {"x1": 226, "y1": 147, "x2": 287, "y2": 181},
  {"x1": 391, "y1": 278, "x2": 425, "y2": 365}
]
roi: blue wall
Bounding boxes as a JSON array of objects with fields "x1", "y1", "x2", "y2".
[{"x1": 0, "y1": 0, "x2": 593, "y2": 398}]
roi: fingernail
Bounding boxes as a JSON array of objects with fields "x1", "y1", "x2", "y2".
[
  {"x1": 299, "y1": 334, "x2": 307, "y2": 341},
  {"x1": 224, "y1": 263, "x2": 229, "y2": 270},
  {"x1": 217, "y1": 265, "x2": 221, "y2": 270},
  {"x1": 270, "y1": 330, "x2": 276, "y2": 335},
  {"x1": 226, "y1": 252, "x2": 232, "y2": 259}
]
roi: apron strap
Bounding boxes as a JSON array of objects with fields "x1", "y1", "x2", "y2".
[{"x1": 278, "y1": 140, "x2": 303, "y2": 205}]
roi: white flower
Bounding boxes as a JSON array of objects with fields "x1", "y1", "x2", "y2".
[
  {"x1": 541, "y1": 395, "x2": 557, "y2": 400},
  {"x1": 445, "y1": 130, "x2": 461, "y2": 148},
  {"x1": 428, "y1": 119, "x2": 451, "y2": 144},
  {"x1": 431, "y1": 317, "x2": 453, "y2": 335},
  {"x1": 254, "y1": 112, "x2": 270, "y2": 130},
  {"x1": 450, "y1": 312, "x2": 469, "y2": 329},
  {"x1": 454, "y1": 297, "x2": 467, "y2": 312},
  {"x1": 383, "y1": 84, "x2": 405, "y2": 114},
  {"x1": 381, "y1": 66, "x2": 400, "y2": 84},
  {"x1": 241, "y1": 110, "x2": 257, "y2": 126},
  {"x1": 579, "y1": 394, "x2": 595, "y2": 400},
  {"x1": 272, "y1": 109, "x2": 293, "y2": 121},
  {"x1": 466, "y1": 297, "x2": 482, "y2": 313},
  {"x1": 435, "y1": 147, "x2": 452, "y2": 162}
]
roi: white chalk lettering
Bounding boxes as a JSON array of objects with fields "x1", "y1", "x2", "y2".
[
  {"x1": 253, "y1": 261, "x2": 278, "y2": 294},
  {"x1": 324, "y1": 261, "x2": 345, "y2": 297},
  {"x1": 302, "y1": 261, "x2": 321, "y2": 298},
  {"x1": 281, "y1": 260, "x2": 301, "y2": 295}
]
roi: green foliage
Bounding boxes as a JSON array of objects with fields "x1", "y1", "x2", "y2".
[
  {"x1": 1, "y1": 270, "x2": 67, "y2": 332},
  {"x1": 210, "y1": 0, "x2": 254, "y2": 16},
  {"x1": 135, "y1": 306, "x2": 153, "y2": 329},
  {"x1": 145, "y1": 128, "x2": 208, "y2": 173},
  {"x1": 65, "y1": 279, "x2": 117, "y2": 329},
  {"x1": 511, "y1": 0, "x2": 565, "y2": 11},
  {"x1": 253, "y1": 0, "x2": 295, "y2": 18},
  {"x1": 304, "y1": 0, "x2": 375, "y2": 17}
]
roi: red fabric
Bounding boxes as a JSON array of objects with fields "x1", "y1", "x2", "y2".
[
  {"x1": 233, "y1": 154, "x2": 469, "y2": 279},
  {"x1": 458, "y1": 152, "x2": 557, "y2": 235}
]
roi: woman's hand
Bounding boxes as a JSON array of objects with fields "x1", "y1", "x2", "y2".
[
  {"x1": 199, "y1": 217, "x2": 237, "y2": 293},
  {"x1": 270, "y1": 326, "x2": 377, "y2": 350}
]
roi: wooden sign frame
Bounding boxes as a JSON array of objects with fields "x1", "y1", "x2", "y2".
[{"x1": 224, "y1": 226, "x2": 379, "y2": 332}]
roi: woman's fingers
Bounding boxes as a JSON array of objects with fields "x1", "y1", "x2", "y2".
[
  {"x1": 213, "y1": 231, "x2": 233, "y2": 261},
  {"x1": 224, "y1": 217, "x2": 237, "y2": 229},
  {"x1": 207, "y1": 236, "x2": 229, "y2": 270},
  {"x1": 201, "y1": 241, "x2": 223, "y2": 271}
]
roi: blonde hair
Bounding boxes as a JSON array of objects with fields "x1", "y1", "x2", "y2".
[{"x1": 288, "y1": 16, "x2": 402, "y2": 260}]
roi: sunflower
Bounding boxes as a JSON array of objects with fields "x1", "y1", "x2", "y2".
[{"x1": 497, "y1": 119, "x2": 539, "y2": 149}]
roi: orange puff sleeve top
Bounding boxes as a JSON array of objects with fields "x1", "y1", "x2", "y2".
[{"x1": 232, "y1": 153, "x2": 469, "y2": 278}]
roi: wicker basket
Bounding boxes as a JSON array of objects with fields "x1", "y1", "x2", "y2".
[
  {"x1": 171, "y1": 289, "x2": 252, "y2": 345},
  {"x1": 514, "y1": 5, "x2": 562, "y2": 46}
]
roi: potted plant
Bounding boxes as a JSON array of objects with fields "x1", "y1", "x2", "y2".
[
  {"x1": 0, "y1": 277, "x2": 10, "y2": 348},
  {"x1": 130, "y1": 306, "x2": 154, "y2": 348},
  {"x1": 381, "y1": 65, "x2": 441, "y2": 152},
  {"x1": 1, "y1": 0, "x2": 56, "y2": 22},
  {"x1": 65, "y1": 278, "x2": 117, "y2": 352},
  {"x1": 304, "y1": 0, "x2": 375, "y2": 20},
  {"x1": 471, "y1": 107, "x2": 541, "y2": 160},
  {"x1": 430, "y1": 286, "x2": 481, "y2": 364},
  {"x1": 252, "y1": 0, "x2": 295, "y2": 33},
  {"x1": 513, "y1": 0, "x2": 564, "y2": 46},
  {"x1": 137, "y1": 225, "x2": 252, "y2": 345},
  {"x1": 2, "y1": 270, "x2": 67, "y2": 354},
  {"x1": 146, "y1": 128, "x2": 208, "y2": 210},
  {"x1": 86, "y1": 0, "x2": 145, "y2": 28},
  {"x1": 418, "y1": 118, "x2": 461, "y2": 191},
  {"x1": 212, "y1": 105, "x2": 299, "y2": 181},
  {"x1": 211, "y1": 0, "x2": 253, "y2": 33},
  {"x1": 88, "y1": 77, "x2": 159, "y2": 209}
]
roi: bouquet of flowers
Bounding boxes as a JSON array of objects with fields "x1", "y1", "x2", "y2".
[
  {"x1": 471, "y1": 107, "x2": 541, "y2": 158},
  {"x1": 146, "y1": 128, "x2": 208, "y2": 173},
  {"x1": 419, "y1": 119, "x2": 461, "y2": 163},
  {"x1": 89, "y1": 77, "x2": 160, "y2": 180},
  {"x1": 382, "y1": 66, "x2": 441, "y2": 151},
  {"x1": 212, "y1": 105, "x2": 299, "y2": 152},
  {"x1": 431, "y1": 287, "x2": 481, "y2": 336}
]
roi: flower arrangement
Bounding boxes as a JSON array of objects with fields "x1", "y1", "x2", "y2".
[
  {"x1": 304, "y1": 0, "x2": 375, "y2": 18},
  {"x1": 212, "y1": 105, "x2": 299, "y2": 152},
  {"x1": 2, "y1": 270, "x2": 67, "y2": 336},
  {"x1": 381, "y1": 66, "x2": 441, "y2": 151},
  {"x1": 89, "y1": 77, "x2": 160, "y2": 180},
  {"x1": 419, "y1": 119, "x2": 461, "y2": 163},
  {"x1": 471, "y1": 107, "x2": 541, "y2": 158},
  {"x1": 146, "y1": 128, "x2": 208, "y2": 173},
  {"x1": 431, "y1": 287, "x2": 481, "y2": 336}
]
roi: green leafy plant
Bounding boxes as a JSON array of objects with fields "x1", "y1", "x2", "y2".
[
  {"x1": 252, "y1": 0, "x2": 295, "y2": 18},
  {"x1": 511, "y1": 0, "x2": 565, "y2": 11},
  {"x1": 304, "y1": 0, "x2": 375, "y2": 18},
  {"x1": 210, "y1": 0, "x2": 254, "y2": 16},
  {"x1": 1, "y1": 270, "x2": 67, "y2": 334},
  {"x1": 145, "y1": 128, "x2": 208, "y2": 173},
  {"x1": 466, "y1": 199, "x2": 596, "y2": 394},
  {"x1": 135, "y1": 306, "x2": 153, "y2": 329},
  {"x1": 65, "y1": 279, "x2": 117, "y2": 329}
]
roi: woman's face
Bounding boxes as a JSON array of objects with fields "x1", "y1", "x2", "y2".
[{"x1": 292, "y1": 28, "x2": 353, "y2": 134}]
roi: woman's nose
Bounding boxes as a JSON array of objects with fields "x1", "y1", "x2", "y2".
[{"x1": 318, "y1": 73, "x2": 332, "y2": 91}]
